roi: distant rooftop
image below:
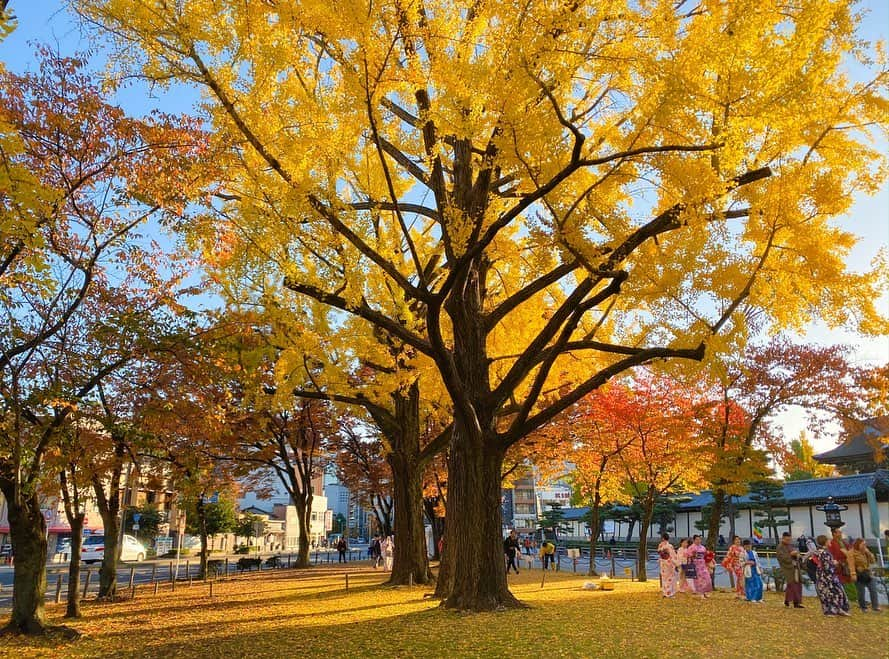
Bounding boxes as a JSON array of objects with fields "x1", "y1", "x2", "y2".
[
  {"x1": 813, "y1": 417, "x2": 889, "y2": 467},
  {"x1": 558, "y1": 470, "x2": 889, "y2": 519},
  {"x1": 677, "y1": 470, "x2": 889, "y2": 510}
]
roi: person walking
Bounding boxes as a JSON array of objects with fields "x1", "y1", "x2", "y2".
[
  {"x1": 814, "y1": 535, "x2": 851, "y2": 616},
  {"x1": 688, "y1": 535, "x2": 712, "y2": 598},
  {"x1": 776, "y1": 531, "x2": 804, "y2": 608},
  {"x1": 336, "y1": 536, "x2": 348, "y2": 563},
  {"x1": 370, "y1": 535, "x2": 382, "y2": 569},
  {"x1": 382, "y1": 535, "x2": 395, "y2": 571},
  {"x1": 850, "y1": 538, "x2": 881, "y2": 612},
  {"x1": 657, "y1": 533, "x2": 677, "y2": 598},
  {"x1": 504, "y1": 530, "x2": 520, "y2": 575},
  {"x1": 721, "y1": 535, "x2": 747, "y2": 600},
  {"x1": 742, "y1": 539, "x2": 764, "y2": 603},
  {"x1": 827, "y1": 527, "x2": 856, "y2": 602}
]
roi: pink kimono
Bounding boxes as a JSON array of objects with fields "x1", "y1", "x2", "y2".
[
  {"x1": 658, "y1": 540, "x2": 678, "y2": 597},
  {"x1": 688, "y1": 543, "x2": 713, "y2": 594}
]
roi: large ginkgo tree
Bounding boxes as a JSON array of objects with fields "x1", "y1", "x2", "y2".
[{"x1": 77, "y1": 0, "x2": 887, "y2": 610}]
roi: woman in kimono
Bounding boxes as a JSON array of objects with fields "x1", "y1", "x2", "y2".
[
  {"x1": 688, "y1": 535, "x2": 713, "y2": 598},
  {"x1": 742, "y1": 539, "x2": 764, "y2": 603},
  {"x1": 381, "y1": 535, "x2": 395, "y2": 571},
  {"x1": 676, "y1": 538, "x2": 694, "y2": 594},
  {"x1": 721, "y1": 535, "x2": 747, "y2": 600},
  {"x1": 657, "y1": 533, "x2": 677, "y2": 597},
  {"x1": 814, "y1": 534, "x2": 851, "y2": 616}
]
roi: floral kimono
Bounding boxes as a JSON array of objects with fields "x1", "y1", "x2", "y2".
[
  {"x1": 676, "y1": 545, "x2": 694, "y2": 593},
  {"x1": 814, "y1": 547, "x2": 850, "y2": 616},
  {"x1": 722, "y1": 543, "x2": 746, "y2": 599},
  {"x1": 688, "y1": 543, "x2": 713, "y2": 595},
  {"x1": 658, "y1": 540, "x2": 677, "y2": 597}
]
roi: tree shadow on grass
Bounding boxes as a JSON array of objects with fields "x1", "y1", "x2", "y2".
[
  {"x1": 118, "y1": 607, "x2": 473, "y2": 658},
  {"x1": 75, "y1": 579, "x2": 395, "y2": 622}
]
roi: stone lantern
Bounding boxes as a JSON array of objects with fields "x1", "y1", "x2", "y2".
[{"x1": 815, "y1": 496, "x2": 848, "y2": 531}]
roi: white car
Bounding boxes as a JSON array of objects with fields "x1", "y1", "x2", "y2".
[{"x1": 81, "y1": 534, "x2": 146, "y2": 564}]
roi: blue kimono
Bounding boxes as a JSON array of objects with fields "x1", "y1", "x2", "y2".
[{"x1": 745, "y1": 548, "x2": 764, "y2": 602}]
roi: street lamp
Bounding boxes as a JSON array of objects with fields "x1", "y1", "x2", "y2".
[{"x1": 816, "y1": 497, "x2": 848, "y2": 530}]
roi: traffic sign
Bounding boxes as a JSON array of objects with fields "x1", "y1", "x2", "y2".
[
  {"x1": 133, "y1": 513, "x2": 142, "y2": 523},
  {"x1": 132, "y1": 523, "x2": 140, "y2": 531}
]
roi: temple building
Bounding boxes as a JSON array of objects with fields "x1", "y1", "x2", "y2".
[{"x1": 813, "y1": 417, "x2": 889, "y2": 474}]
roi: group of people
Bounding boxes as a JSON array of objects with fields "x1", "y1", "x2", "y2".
[
  {"x1": 657, "y1": 528, "x2": 883, "y2": 617},
  {"x1": 808, "y1": 528, "x2": 882, "y2": 616},
  {"x1": 657, "y1": 533, "x2": 720, "y2": 599},
  {"x1": 502, "y1": 530, "x2": 558, "y2": 573},
  {"x1": 368, "y1": 534, "x2": 395, "y2": 571},
  {"x1": 334, "y1": 534, "x2": 394, "y2": 571}
]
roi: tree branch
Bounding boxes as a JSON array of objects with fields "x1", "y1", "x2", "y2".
[
  {"x1": 501, "y1": 343, "x2": 706, "y2": 446},
  {"x1": 282, "y1": 279, "x2": 434, "y2": 357}
]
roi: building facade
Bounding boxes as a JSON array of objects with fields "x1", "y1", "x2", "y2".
[{"x1": 557, "y1": 471, "x2": 889, "y2": 545}]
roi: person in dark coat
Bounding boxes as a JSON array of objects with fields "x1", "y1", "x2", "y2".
[{"x1": 503, "y1": 530, "x2": 520, "y2": 574}]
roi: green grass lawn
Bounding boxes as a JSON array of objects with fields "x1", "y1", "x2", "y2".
[{"x1": 3, "y1": 565, "x2": 886, "y2": 658}]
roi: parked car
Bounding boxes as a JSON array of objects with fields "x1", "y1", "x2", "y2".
[{"x1": 81, "y1": 534, "x2": 146, "y2": 564}]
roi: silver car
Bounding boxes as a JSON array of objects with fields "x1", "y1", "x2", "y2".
[{"x1": 81, "y1": 534, "x2": 146, "y2": 564}]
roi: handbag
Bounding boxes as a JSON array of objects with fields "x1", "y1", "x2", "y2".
[
  {"x1": 857, "y1": 569, "x2": 872, "y2": 585},
  {"x1": 682, "y1": 562, "x2": 697, "y2": 579},
  {"x1": 743, "y1": 565, "x2": 752, "y2": 579}
]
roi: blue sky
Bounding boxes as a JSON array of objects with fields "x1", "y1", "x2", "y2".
[{"x1": 3, "y1": 1, "x2": 887, "y2": 450}]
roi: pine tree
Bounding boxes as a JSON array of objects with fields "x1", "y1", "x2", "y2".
[
  {"x1": 748, "y1": 480, "x2": 792, "y2": 542},
  {"x1": 539, "y1": 501, "x2": 568, "y2": 537}
]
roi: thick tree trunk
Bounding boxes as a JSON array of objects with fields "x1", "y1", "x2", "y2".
[
  {"x1": 436, "y1": 427, "x2": 521, "y2": 610},
  {"x1": 65, "y1": 515, "x2": 85, "y2": 618},
  {"x1": 0, "y1": 483, "x2": 48, "y2": 634},
  {"x1": 367, "y1": 381, "x2": 435, "y2": 585},
  {"x1": 293, "y1": 493, "x2": 311, "y2": 568},
  {"x1": 387, "y1": 450, "x2": 432, "y2": 585},
  {"x1": 706, "y1": 488, "x2": 726, "y2": 551},
  {"x1": 625, "y1": 520, "x2": 635, "y2": 543},
  {"x1": 92, "y1": 444, "x2": 125, "y2": 599},
  {"x1": 96, "y1": 506, "x2": 120, "y2": 599}
]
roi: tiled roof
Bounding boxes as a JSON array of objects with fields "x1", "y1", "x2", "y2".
[
  {"x1": 814, "y1": 417, "x2": 889, "y2": 464},
  {"x1": 677, "y1": 470, "x2": 889, "y2": 510},
  {"x1": 562, "y1": 507, "x2": 590, "y2": 521},
  {"x1": 555, "y1": 472, "x2": 889, "y2": 519}
]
